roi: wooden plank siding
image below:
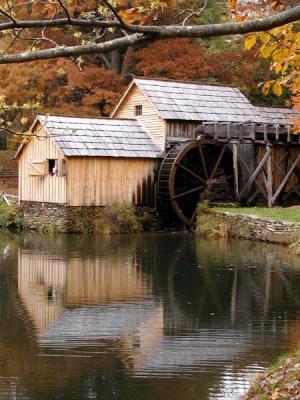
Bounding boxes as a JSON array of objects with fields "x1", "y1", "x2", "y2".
[
  {"x1": 19, "y1": 127, "x2": 67, "y2": 204},
  {"x1": 166, "y1": 121, "x2": 200, "y2": 139},
  {"x1": 113, "y1": 85, "x2": 166, "y2": 151},
  {"x1": 66, "y1": 157, "x2": 158, "y2": 206}
]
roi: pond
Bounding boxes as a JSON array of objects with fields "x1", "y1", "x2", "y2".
[{"x1": 1, "y1": 232, "x2": 300, "y2": 400}]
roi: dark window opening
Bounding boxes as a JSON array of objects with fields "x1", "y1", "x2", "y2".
[
  {"x1": 135, "y1": 105, "x2": 143, "y2": 116},
  {"x1": 48, "y1": 159, "x2": 57, "y2": 175}
]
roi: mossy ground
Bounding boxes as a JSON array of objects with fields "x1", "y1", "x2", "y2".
[
  {"x1": 195, "y1": 204, "x2": 231, "y2": 238},
  {"x1": 213, "y1": 206, "x2": 300, "y2": 224}
]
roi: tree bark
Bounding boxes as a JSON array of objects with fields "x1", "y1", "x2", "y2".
[{"x1": 0, "y1": 6, "x2": 299, "y2": 64}]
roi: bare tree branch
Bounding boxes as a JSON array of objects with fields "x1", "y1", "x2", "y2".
[
  {"x1": 57, "y1": 0, "x2": 71, "y2": 22},
  {"x1": 182, "y1": 0, "x2": 208, "y2": 26},
  {"x1": 0, "y1": 6, "x2": 299, "y2": 64},
  {"x1": 0, "y1": 18, "x2": 120, "y2": 32},
  {"x1": 101, "y1": 0, "x2": 125, "y2": 26},
  {"x1": 0, "y1": 33, "x2": 147, "y2": 64},
  {"x1": 0, "y1": 7, "x2": 17, "y2": 23}
]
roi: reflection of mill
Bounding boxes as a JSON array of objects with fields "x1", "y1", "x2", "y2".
[
  {"x1": 5, "y1": 234, "x2": 300, "y2": 400},
  {"x1": 18, "y1": 250, "x2": 156, "y2": 332},
  {"x1": 18, "y1": 247, "x2": 164, "y2": 369},
  {"x1": 17, "y1": 236, "x2": 300, "y2": 371}
]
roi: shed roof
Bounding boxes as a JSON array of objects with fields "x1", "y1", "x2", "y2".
[
  {"x1": 133, "y1": 77, "x2": 296, "y2": 125},
  {"x1": 33, "y1": 115, "x2": 162, "y2": 158}
]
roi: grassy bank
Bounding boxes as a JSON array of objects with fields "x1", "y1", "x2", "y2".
[
  {"x1": 195, "y1": 205, "x2": 300, "y2": 254},
  {"x1": 214, "y1": 206, "x2": 300, "y2": 224},
  {"x1": 243, "y1": 351, "x2": 300, "y2": 399}
]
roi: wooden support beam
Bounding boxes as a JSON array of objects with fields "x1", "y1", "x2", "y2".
[
  {"x1": 238, "y1": 147, "x2": 271, "y2": 200},
  {"x1": 232, "y1": 141, "x2": 239, "y2": 200},
  {"x1": 271, "y1": 153, "x2": 300, "y2": 203},
  {"x1": 209, "y1": 144, "x2": 227, "y2": 180},
  {"x1": 263, "y1": 125, "x2": 268, "y2": 141},
  {"x1": 266, "y1": 143, "x2": 273, "y2": 207}
]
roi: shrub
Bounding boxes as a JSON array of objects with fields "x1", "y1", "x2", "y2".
[{"x1": 0, "y1": 202, "x2": 24, "y2": 230}]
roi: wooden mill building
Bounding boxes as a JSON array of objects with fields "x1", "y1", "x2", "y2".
[{"x1": 15, "y1": 77, "x2": 300, "y2": 229}]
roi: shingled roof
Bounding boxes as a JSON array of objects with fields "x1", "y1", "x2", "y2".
[
  {"x1": 133, "y1": 77, "x2": 296, "y2": 126},
  {"x1": 35, "y1": 115, "x2": 162, "y2": 158},
  {"x1": 255, "y1": 106, "x2": 298, "y2": 125}
]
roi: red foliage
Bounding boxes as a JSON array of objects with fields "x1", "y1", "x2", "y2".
[
  {"x1": 125, "y1": 39, "x2": 214, "y2": 81},
  {"x1": 125, "y1": 38, "x2": 277, "y2": 104}
]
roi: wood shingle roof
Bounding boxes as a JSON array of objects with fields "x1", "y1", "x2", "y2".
[
  {"x1": 38, "y1": 115, "x2": 162, "y2": 158},
  {"x1": 134, "y1": 77, "x2": 296, "y2": 125}
]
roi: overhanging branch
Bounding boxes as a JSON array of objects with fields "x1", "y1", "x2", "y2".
[{"x1": 0, "y1": 6, "x2": 299, "y2": 64}]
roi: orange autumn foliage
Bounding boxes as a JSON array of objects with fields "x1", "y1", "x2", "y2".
[{"x1": 0, "y1": 59, "x2": 125, "y2": 121}]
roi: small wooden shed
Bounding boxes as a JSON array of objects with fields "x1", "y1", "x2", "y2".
[{"x1": 15, "y1": 115, "x2": 161, "y2": 207}]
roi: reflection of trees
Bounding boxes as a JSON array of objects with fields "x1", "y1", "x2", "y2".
[{"x1": 144, "y1": 236, "x2": 300, "y2": 328}]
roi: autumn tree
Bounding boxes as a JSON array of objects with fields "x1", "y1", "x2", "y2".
[{"x1": 0, "y1": 0, "x2": 299, "y2": 137}]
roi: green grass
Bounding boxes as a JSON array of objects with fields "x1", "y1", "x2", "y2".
[{"x1": 213, "y1": 206, "x2": 300, "y2": 224}]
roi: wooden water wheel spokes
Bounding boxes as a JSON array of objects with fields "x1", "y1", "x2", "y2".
[{"x1": 158, "y1": 139, "x2": 235, "y2": 225}]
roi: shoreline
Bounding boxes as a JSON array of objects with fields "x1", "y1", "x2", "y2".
[
  {"x1": 242, "y1": 351, "x2": 300, "y2": 399},
  {"x1": 195, "y1": 205, "x2": 300, "y2": 256}
]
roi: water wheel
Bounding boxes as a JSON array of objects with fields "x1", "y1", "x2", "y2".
[{"x1": 158, "y1": 139, "x2": 234, "y2": 225}]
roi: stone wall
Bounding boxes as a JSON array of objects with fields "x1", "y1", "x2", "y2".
[
  {"x1": 220, "y1": 211, "x2": 300, "y2": 244},
  {"x1": 196, "y1": 208, "x2": 300, "y2": 245},
  {"x1": 20, "y1": 201, "x2": 161, "y2": 233}
]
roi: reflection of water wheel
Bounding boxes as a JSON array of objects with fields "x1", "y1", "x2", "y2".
[{"x1": 158, "y1": 139, "x2": 235, "y2": 225}]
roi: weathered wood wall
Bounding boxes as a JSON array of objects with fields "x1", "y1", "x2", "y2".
[
  {"x1": 113, "y1": 85, "x2": 166, "y2": 151},
  {"x1": 257, "y1": 145, "x2": 300, "y2": 194},
  {"x1": 67, "y1": 157, "x2": 158, "y2": 206},
  {"x1": 166, "y1": 121, "x2": 200, "y2": 139},
  {"x1": 18, "y1": 127, "x2": 67, "y2": 204}
]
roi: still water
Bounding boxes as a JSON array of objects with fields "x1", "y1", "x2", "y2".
[{"x1": 1, "y1": 233, "x2": 300, "y2": 400}]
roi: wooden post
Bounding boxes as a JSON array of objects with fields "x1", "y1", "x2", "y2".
[
  {"x1": 271, "y1": 152, "x2": 300, "y2": 204},
  {"x1": 266, "y1": 143, "x2": 273, "y2": 208},
  {"x1": 238, "y1": 147, "x2": 271, "y2": 200},
  {"x1": 232, "y1": 140, "x2": 239, "y2": 200}
]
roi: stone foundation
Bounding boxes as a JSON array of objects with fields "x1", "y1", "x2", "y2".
[
  {"x1": 219, "y1": 211, "x2": 300, "y2": 244},
  {"x1": 20, "y1": 201, "x2": 161, "y2": 233},
  {"x1": 196, "y1": 208, "x2": 300, "y2": 245}
]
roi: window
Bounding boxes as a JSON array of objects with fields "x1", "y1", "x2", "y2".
[
  {"x1": 47, "y1": 159, "x2": 66, "y2": 176},
  {"x1": 48, "y1": 159, "x2": 57, "y2": 175},
  {"x1": 135, "y1": 105, "x2": 143, "y2": 116}
]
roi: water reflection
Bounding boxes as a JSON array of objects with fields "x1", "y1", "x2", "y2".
[{"x1": 0, "y1": 233, "x2": 300, "y2": 399}]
